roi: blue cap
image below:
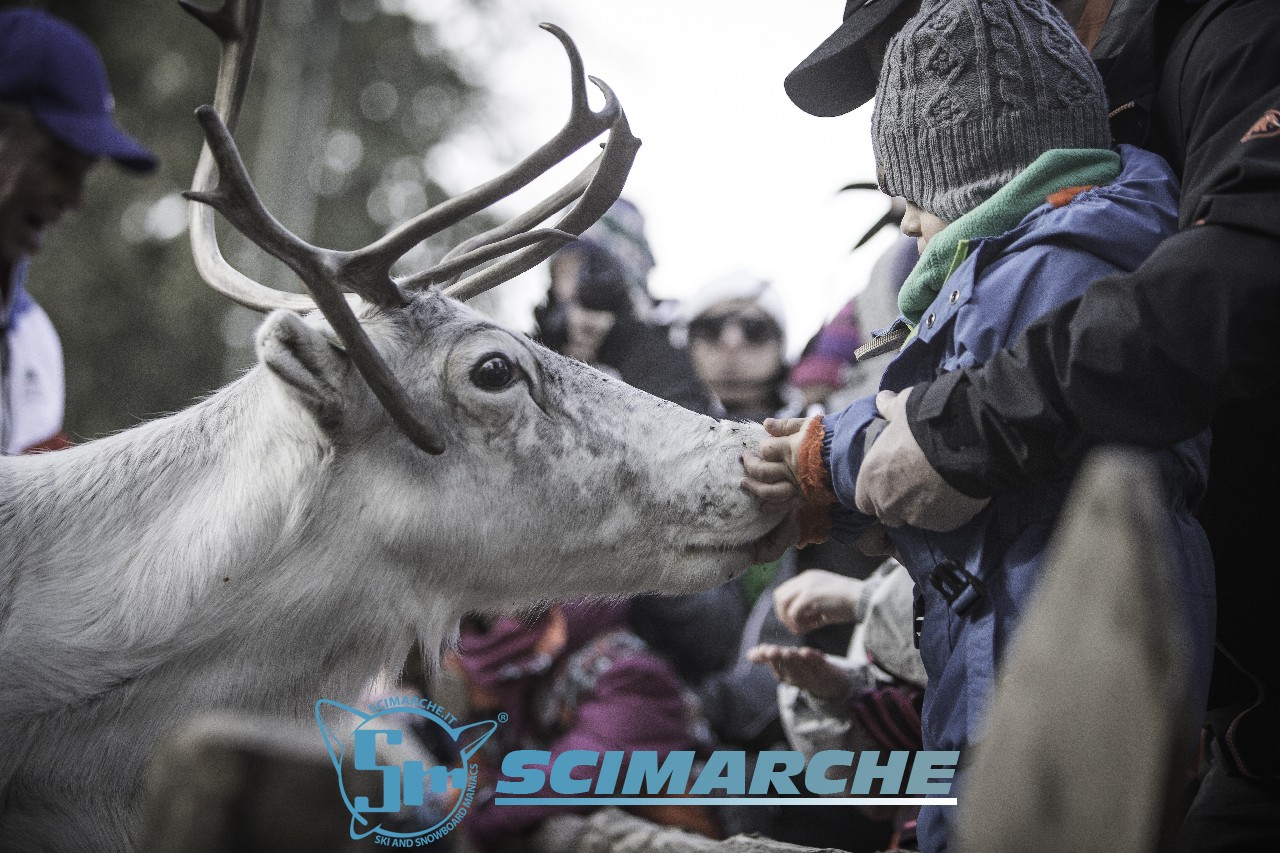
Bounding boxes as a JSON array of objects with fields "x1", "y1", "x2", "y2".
[{"x1": 0, "y1": 9, "x2": 156, "y2": 173}]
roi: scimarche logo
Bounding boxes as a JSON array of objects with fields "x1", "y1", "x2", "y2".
[
  {"x1": 315, "y1": 697, "x2": 501, "y2": 845},
  {"x1": 316, "y1": 695, "x2": 958, "y2": 846},
  {"x1": 495, "y1": 748, "x2": 958, "y2": 805}
]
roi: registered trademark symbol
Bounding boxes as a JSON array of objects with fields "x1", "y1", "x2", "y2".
[{"x1": 497, "y1": 712, "x2": 508, "y2": 723}]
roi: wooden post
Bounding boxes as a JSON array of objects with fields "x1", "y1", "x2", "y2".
[
  {"x1": 955, "y1": 447, "x2": 1196, "y2": 852},
  {"x1": 136, "y1": 711, "x2": 374, "y2": 853}
]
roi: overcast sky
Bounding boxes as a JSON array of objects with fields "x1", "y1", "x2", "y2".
[{"x1": 405, "y1": 0, "x2": 897, "y2": 357}]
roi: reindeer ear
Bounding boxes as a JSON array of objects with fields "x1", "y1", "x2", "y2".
[{"x1": 257, "y1": 311, "x2": 347, "y2": 427}]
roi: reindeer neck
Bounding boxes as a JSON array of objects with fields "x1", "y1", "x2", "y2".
[
  {"x1": 2, "y1": 369, "x2": 323, "y2": 575},
  {"x1": 0, "y1": 369, "x2": 461, "y2": 714},
  {"x1": 0, "y1": 370, "x2": 354, "y2": 672}
]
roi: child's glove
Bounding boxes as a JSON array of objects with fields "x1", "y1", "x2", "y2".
[{"x1": 742, "y1": 416, "x2": 835, "y2": 549}]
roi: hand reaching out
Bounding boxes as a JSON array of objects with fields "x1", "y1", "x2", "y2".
[
  {"x1": 745, "y1": 417, "x2": 829, "y2": 561},
  {"x1": 748, "y1": 643, "x2": 851, "y2": 700},
  {"x1": 772, "y1": 568, "x2": 864, "y2": 634},
  {"x1": 742, "y1": 418, "x2": 805, "y2": 562}
]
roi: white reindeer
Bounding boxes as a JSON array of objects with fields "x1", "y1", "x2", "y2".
[{"x1": 0, "y1": 3, "x2": 779, "y2": 850}]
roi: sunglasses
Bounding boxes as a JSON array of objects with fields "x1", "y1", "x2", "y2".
[{"x1": 688, "y1": 314, "x2": 782, "y2": 345}]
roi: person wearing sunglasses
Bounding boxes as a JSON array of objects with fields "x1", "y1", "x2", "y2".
[
  {"x1": 688, "y1": 312, "x2": 781, "y2": 348},
  {"x1": 679, "y1": 270, "x2": 797, "y2": 424}
]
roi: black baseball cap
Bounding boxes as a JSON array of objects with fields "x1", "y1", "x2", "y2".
[
  {"x1": 785, "y1": 0, "x2": 915, "y2": 117},
  {"x1": 0, "y1": 8, "x2": 157, "y2": 172}
]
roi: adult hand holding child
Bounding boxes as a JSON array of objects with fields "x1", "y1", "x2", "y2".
[{"x1": 855, "y1": 388, "x2": 989, "y2": 530}]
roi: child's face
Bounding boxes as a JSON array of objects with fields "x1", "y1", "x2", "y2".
[{"x1": 900, "y1": 201, "x2": 951, "y2": 254}]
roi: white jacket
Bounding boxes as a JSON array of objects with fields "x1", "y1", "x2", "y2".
[{"x1": 2, "y1": 260, "x2": 65, "y2": 455}]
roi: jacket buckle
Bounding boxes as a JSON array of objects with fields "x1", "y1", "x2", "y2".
[{"x1": 929, "y1": 560, "x2": 987, "y2": 616}]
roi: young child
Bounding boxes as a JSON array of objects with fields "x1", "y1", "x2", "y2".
[{"x1": 742, "y1": 1, "x2": 1215, "y2": 850}]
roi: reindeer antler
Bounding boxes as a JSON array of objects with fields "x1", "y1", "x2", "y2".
[{"x1": 182, "y1": 0, "x2": 639, "y2": 455}]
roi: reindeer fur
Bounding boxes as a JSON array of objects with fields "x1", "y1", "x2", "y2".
[{"x1": 0, "y1": 293, "x2": 776, "y2": 851}]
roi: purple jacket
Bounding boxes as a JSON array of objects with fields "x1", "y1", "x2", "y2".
[{"x1": 458, "y1": 601, "x2": 707, "y2": 848}]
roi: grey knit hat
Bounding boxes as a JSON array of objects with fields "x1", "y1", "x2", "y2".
[{"x1": 871, "y1": 0, "x2": 1111, "y2": 221}]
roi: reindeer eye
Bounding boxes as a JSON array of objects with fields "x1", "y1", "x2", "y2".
[{"x1": 471, "y1": 354, "x2": 518, "y2": 391}]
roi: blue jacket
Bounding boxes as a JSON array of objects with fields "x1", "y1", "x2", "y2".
[{"x1": 821, "y1": 145, "x2": 1216, "y2": 848}]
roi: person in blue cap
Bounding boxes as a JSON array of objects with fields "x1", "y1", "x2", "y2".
[{"x1": 0, "y1": 7, "x2": 155, "y2": 454}]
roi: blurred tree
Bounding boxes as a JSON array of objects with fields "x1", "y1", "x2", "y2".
[{"x1": 7, "y1": 0, "x2": 523, "y2": 441}]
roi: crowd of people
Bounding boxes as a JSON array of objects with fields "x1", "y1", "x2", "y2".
[
  {"x1": 451, "y1": 193, "x2": 919, "y2": 852},
  {"x1": 446, "y1": 0, "x2": 1280, "y2": 850},
  {"x1": 5, "y1": 1, "x2": 1277, "y2": 852}
]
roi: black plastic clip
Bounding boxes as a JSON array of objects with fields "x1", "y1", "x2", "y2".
[{"x1": 929, "y1": 559, "x2": 987, "y2": 616}]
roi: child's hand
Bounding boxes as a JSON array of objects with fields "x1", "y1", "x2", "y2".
[
  {"x1": 741, "y1": 417, "x2": 811, "y2": 514},
  {"x1": 748, "y1": 643, "x2": 851, "y2": 700},
  {"x1": 772, "y1": 568, "x2": 863, "y2": 634}
]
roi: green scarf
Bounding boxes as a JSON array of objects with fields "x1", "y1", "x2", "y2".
[{"x1": 897, "y1": 148, "x2": 1122, "y2": 326}]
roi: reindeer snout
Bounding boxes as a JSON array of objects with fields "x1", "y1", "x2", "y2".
[{"x1": 713, "y1": 418, "x2": 767, "y2": 456}]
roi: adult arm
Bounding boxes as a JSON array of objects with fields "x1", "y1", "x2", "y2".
[{"x1": 907, "y1": 224, "x2": 1280, "y2": 497}]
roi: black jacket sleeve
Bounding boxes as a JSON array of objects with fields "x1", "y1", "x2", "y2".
[{"x1": 907, "y1": 0, "x2": 1280, "y2": 497}]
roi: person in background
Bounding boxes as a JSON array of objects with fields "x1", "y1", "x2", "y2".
[
  {"x1": 676, "y1": 270, "x2": 801, "y2": 422},
  {"x1": 0, "y1": 8, "x2": 156, "y2": 455},
  {"x1": 751, "y1": 560, "x2": 927, "y2": 850},
  {"x1": 534, "y1": 198, "x2": 713, "y2": 415},
  {"x1": 449, "y1": 600, "x2": 720, "y2": 850},
  {"x1": 634, "y1": 271, "x2": 800, "y2": 735},
  {"x1": 789, "y1": 298, "x2": 864, "y2": 412},
  {"x1": 637, "y1": 270, "x2": 900, "y2": 849},
  {"x1": 789, "y1": 233, "x2": 917, "y2": 412}
]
